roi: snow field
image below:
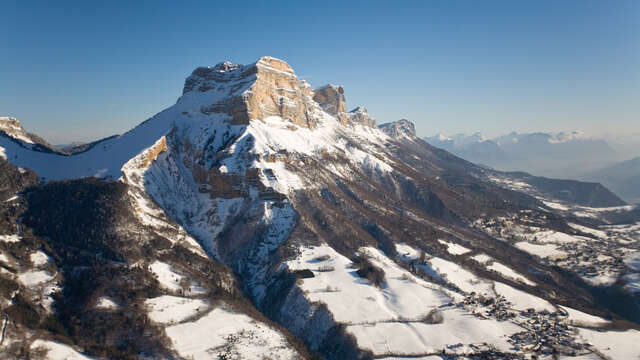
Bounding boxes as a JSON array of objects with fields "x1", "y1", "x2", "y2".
[
  {"x1": 471, "y1": 253, "x2": 493, "y2": 264},
  {"x1": 30, "y1": 250, "x2": 50, "y2": 267},
  {"x1": 428, "y1": 257, "x2": 494, "y2": 296},
  {"x1": 515, "y1": 241, "x2": 566, "y2": 258},
  {"x1": 535, "y1": 231, "x2": 581, "y2": 244},
  {"x1": 145, "y1": 295, "x2": 208, "y2": 324},
  {"x1": 558, "y1": 306, "x2": 609, "y2": 327},
  {"x1": 95, "y1": 297, "x2": 119, "y2": 310},
  {"x1": 493, "y1": 282, "x2": 555, "y2": 312},
  {"x1": 390, "y1": 242, "x2": 640, "y2": 359},
  {"x1": 438, "y1": 239, "x2": 471, "y2": 255},
  {"x1": 395, "y1": 243, "x2": 422, "y2": 260},
  {"x1": 237, "y1": 113, "x2": 394, "y2": 194},
  {"x1": 577, "y1": 328, "x2": 640, "y2": 359},
  {"x1": 18, "y1": 270, "x2": 54, "y2": 286},
  {"x1": 30, "y1": 339, "x2": 91, "y2": 360},
  {"x1": 148, "y1": 261, "x2": 207, "y2": 295},
  {"x1": 165, "y1": 306, "x2": 297, "y2": 360},
  {"x1": 486, "y1": 262, "x2": 537, "y2": 286},
  {"x1": 347, "y1": 307, "x2": 521, "y2": 356},
  {"x1": 286, "y1": 245, "x2": 449, "y2": 324},
  {"x1": 400, "y1": 245, "x2": 554, "y2": 312},
  {"x1": 543, "y1": 201, "x2": 570, "y2": 211},
  {"x1": 568, "y1": 223, "x2": 607, "y2": 239},
  {"x1": 0, "y1": 234, "x2": 20, "y2": 243},
  {"x1": 288, "y1": 245, "x2": 527, "y2": 357}
]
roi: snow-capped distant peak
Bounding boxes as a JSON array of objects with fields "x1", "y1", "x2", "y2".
[
  {"x1": 431, "y1": 130, "x2": 595, "y2": 147},
  {"x1": 548, "y1": 130, "x2": 589, "y2": 143},
  {"x1": 448, "y1": 132, "x2": 485, "y2": 147}
]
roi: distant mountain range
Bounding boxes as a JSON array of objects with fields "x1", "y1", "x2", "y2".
[{"x1": 425, "y1": 131, "x2": 640, "y2": 204}]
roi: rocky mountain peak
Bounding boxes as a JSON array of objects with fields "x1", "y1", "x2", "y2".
[
  {"x1": 347, "y1": 106, "x2": 376, "y2": 127},
  {"x1": 313, "y1": 84, "x2": 347, "y2": 119},
  {"x1": 312, "y1": 85, "x2": 376, "y2": 127},
  {"x1": 379, "y1": 119, "x2": 416, "y2": 139},
  {"x1": 182, "y1": 56, "x2": 318, "y2": 128},
  {"x1": 182, "y1": 56, "x2": 378, "y2": 129},
  {"x1": 0, "y1": 117, "x2": 33, "y2": 144},
  {"x1": 0, "y1": 117, "x2": 64, "y2": 154}
]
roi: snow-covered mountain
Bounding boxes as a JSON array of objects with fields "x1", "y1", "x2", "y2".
[
  {"x1": 0, "y1": 117, "x2": 59, "y2": 154},
  {"x1": 1, "y1": 56, "x2": 640, "y2": 359}
]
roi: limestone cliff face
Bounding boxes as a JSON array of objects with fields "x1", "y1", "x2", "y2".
[
  {"x1": 312, "y1": 85, "x2": 377, "y2": 128},
  {"x1": 182, "y1": 56, "x2": 377, "y2": 129},
  {"x1": 183, "y1": 56, "x2": 316, "y2": 128},
  {"x1": 244, "y1": 57, "x2": 316, "y2": 128},
  {"x1": 313, "y1": 85, "x2": 347, "y2": 124}
]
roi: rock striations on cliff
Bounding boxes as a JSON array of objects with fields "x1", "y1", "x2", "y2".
[{"x1": 182, "y1": 56, "x2": 375, "y2": 129}]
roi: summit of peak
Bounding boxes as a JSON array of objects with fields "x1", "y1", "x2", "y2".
[
  {"x1": 212, "y1": 61, "x2": 240, "y2": 72},
  {"x1": 181, "y1": 56, "x2": 316, "y2": 128},
  {"x1": 180, "y1": 57, "x2": 377, "y2": 129},
  {"x1": 183, "y1": 57, "x2": 296, "y2": 94},
  {"x1": 0, "y1": 116, "x2": 22, "y2": 127},
  {"x1": 254, "y1": 56, "x2": 295, "y2": 74},
  {"x1": 0, "y1": 116, "x2": 32, "y2": 144},
  {"x1": 0, "y1": 116, "x2": 59, "y2": 152}
]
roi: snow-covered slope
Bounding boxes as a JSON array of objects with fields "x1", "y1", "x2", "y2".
[
  {"x1": 0, "y1": 117, "x2": 36, "y2": 144},
  {"x1": 0, "y1": 159, "x2": 307, "y2": 359},
  {"x1": 2, "y1": 57, "x2": 640, "y2": 359}
]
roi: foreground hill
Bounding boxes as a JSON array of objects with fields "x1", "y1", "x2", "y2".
[{"x1": 1, "y1": 57, "x2": 639, "y2": 359}]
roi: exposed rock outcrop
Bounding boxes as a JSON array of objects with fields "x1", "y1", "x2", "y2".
[
  {"x1": 347, "y1": 106, "x2": 376, "y2": 127},
  {"x1": 183, "y1": 57, "x2": 376, "y2": 129},
  {"x1": 312, "y1": 86, "x2": 376, "y2": 127},
  {"x1": 0, "y1": 116, "x2": 59, "y2": 153},
  {"x1": 183, "y1": 56, "x2": 317, "y2": 128},
  {"x1": 0, "y1": 117, "x2": 31, "y2": 143},
  {"x1": 379, "y1": 119, "x2": 416, "y2": 139},
  {"x1": 313, "y1": 84, "x2": 347, "y2": 124}
]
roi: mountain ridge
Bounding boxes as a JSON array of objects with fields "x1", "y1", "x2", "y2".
[{"x1": 582, "y1": 156, "x2": 640, "y2": 204}]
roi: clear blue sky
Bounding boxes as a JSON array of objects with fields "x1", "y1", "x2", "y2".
[{"x1": 1, "y1": 0, "x2": 638, "y2": 144}]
